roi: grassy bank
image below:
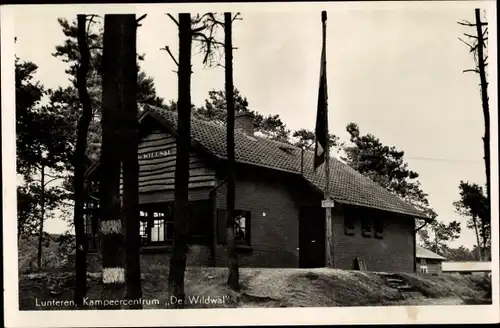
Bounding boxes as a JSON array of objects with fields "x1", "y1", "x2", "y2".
[{"x1": 18, "y1": 267, "x2": 492, "y2": 310}]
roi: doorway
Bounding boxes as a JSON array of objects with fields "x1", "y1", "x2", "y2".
[{"x1": 299, "y1": 206, "x2": 326, "y2": 268}]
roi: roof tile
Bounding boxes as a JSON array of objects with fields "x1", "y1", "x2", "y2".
[{"x1": 144, "y1": 104, "x2": 428, "y2": 219}]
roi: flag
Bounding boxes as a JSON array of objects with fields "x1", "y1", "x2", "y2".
[{"x1": 314, "y1": 11, "x2": 328, "y2": 170}]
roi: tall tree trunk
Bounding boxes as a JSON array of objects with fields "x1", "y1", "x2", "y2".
[
  {"x1": 73, "y1": 14, "x2": 93, "y2": 306},
  {"x1": 120, "y1": 14, "x2": 142, "y2": 308},
  {"x1": 224, "y1": 12, "x2": 240, "y2": 291},
  {"x1": 474, "y1": 9, "x2": 490, "y2": 208},
  {"x1": 37, "y1": 164, "x2": 45, "y2": 269},
  {"x1": 480, "y1": 219, "x2": 489, "y2": 260},
  {"x1": 100, "y1": 14, "x2": 128, "y2": 308},
  {"x1": 472, "y1": 215, "x2": 482, "y2": 261},
  {"x1": 168, "y1": 13, "x2": 192, "y2": 308}
]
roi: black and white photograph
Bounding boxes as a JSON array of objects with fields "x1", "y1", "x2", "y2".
[{"x1": 1, "y1": 1, "x2": 499, "y2": 327}]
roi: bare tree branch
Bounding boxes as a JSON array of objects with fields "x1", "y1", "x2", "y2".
[
  {"x1": 207, "y1": 13, "x2": 225, "y2": 26},
  {"x1": 136, "y1": 14, "x2": 147, "y2": 27},
  {"x1": 232, "y1": 12, "x2": 242, "y2": 23},
  {"x1": 166, "y1": 13, "x2": 179, "y2": 27},
  {"x1": 457, "y1": 19, "x2": 474, "y2": 26},
  {"x1": 45, "y1": 173, "x2": 68, "y2": 179},
  {"x1": 86, "y1": 14, "x2": 99, "y2": 38},
  {"x1": 464, "y1": 33, "x2": 478, "y2": 39},
  {"x1": 469, "y1": 44, "x2": 479, "y2": 53},
  {"x1": 192, "y1": 34, "x2": 225, "y2": 47},
  {"x1": 191, "y1": 13, "x2": 215, "y2": 25},
  {"x1": 160, "y1": 46, "x2": 179, "y2": 67},
  {"x1": 458, "y1": 20, "x2": 487, "y2": 27},
  {"x1": 45, "y1": 177, "x2": 65, "y2": 187},
  {"x1": 458, "y1": 37, "x2": 474, "y2": 49},
  {"x1": 192, "y1": 25, "x2": 208, "y2": 33},
  {"x1": 463, "y1": 68, "x2": 480, "y2": 73}
]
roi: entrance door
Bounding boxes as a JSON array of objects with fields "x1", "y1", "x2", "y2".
[{"x1": 299, "y1": 206, "x2": 326, "y2": 268}]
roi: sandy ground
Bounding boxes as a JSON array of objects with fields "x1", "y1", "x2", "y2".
[{"x1": 18, "y1": 267, "x2": 491, "y2": 310}]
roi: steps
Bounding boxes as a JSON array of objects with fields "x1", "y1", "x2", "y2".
[{"x1": 376, "y1": 273, "x2": 418, "y2": 292}]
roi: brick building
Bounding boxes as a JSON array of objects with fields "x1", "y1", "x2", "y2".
[{"x1": 84, "y1": 104, "x2": 430, "y2": 273}]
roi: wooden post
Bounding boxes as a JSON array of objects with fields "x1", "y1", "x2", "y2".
[{"x1": 320, "y1": 11, "x2": 334, "y2": 268}]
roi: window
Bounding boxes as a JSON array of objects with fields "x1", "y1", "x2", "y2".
[
  {"x1": 84, "y1": 215, "x2": 93, "y2": 234},
  {"x1": 139, "y1": 204, "x2": 174, "y2": 245},
  {"x1": 344, "y1": 207, "x2": 357, "y2": 236},
  {"x1": 217, "y1": 209, "x2": 251, "y2": 246},
  {"x1": 234, "y1": 211, "x2": 249, "y2": 243},
  {"x1": 344, "y1": 214, "x2": 355, "y2": 236},
  {"x1": 151, "y1": 212, "x2": 166, "y2": 242},
  {"x1": 138, "y1": 201, "x2": 212, "y2": 247},
  {"x1": 420, "y1": 265, "x2": 428, "y2": 274},
  {"x1": 140, "y1": 221, "x2": 148, "y2": 242},
  {"x1": 374, "y1": 218, "x2": 384, "y2": 239},
  {"x1": 83, "y1": 190, "x2": 100, "y2": 252},
  {"x1": 420, "y1": 258, "x2": 427, "y2": 265},
  {"x1": 361, "y1": 217, "x2": 372, "y2": 237}
]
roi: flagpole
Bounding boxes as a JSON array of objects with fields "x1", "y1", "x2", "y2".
[{"x1": 321, "y1": 10, "x2": 334, "y2": 268}]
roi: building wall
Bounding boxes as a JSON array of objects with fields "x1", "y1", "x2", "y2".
[
  {"x1": 214, "y1": 169, "x2": 306, "y2": 268},
  {"x1": 89, "y1": 125, "x2": 418, "y2": 272},
  {"x1": 119, "y1": 129, "x2": 216, "y2": 198},
  {"x1": 332, "y1": 206, "x2": 416, "y2": 273},
  {"x1": 416, "y1": 258, "x2": 443, "y2": 274}
]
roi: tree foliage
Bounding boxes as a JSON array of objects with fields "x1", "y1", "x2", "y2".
[
  {"x1": 17, "y1": 181, "x2": 70, "y2": 239},
  {"x1": 169, "y1": 87, "x2": 346, "y2": 150},
  {"x1": 342, "y1": 123, "x2": 437, "y2": 220},
  {"x1": 16, "y1": 59, "x2": 73, "y2": 176},
  {"x1": 444, "y1": 245, "x2": 478, "y2": 261},
  {"x1": 418, "y1": 219, "x2": 461, "y2": 255},
  {"x1": 16, "y1": 58, "x2": 73, "y2": 247},
  {"x1": 453, "y1": 181, "x2": 490, "y2": 260},
  {"x1": 192, "y1": 88, "x2": 291, "y2": 142},
  {"x1": 292, "y1": 128, "x2": 343, "y2": 153},
  {"x1": 52, "y1": 17, "x2": 166, "y2": 162}
]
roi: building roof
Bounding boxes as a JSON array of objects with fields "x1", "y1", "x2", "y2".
[
  {"x1": 416, "y1": 246, "x2": 446, "y2": 260},
  {"x1": 137, "y1": 104, "x2": 429, "y2": 220},
  {"x1": 442, "y1": 261, "x2": 491, "y2": 272}
]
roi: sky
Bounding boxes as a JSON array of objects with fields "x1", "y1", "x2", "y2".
[{"x1": 8, "y1": 2, "x2": 498, "y2": 249}]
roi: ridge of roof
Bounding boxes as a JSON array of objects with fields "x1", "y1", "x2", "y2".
[
  {"x1": 416, "y1": 246, "x2": 447, "y2": 260},
  {"x1": 143, "y1": 103, "x2": 429, "y2": 220}
]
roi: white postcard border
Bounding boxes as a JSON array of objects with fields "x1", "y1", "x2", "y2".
[{"x1": 2, "y1": 1, "x2": 499, "y2": 327}]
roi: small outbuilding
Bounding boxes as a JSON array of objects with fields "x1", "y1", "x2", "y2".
[
  {"x1": 442, "y1": 261, "x2": 492, "y2": 277},
  {"x1": 416, "y1": 246, "x2": 446, "y2": 274}
]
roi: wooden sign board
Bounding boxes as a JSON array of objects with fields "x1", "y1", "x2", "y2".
[
  {"x1": 138, "y1": 150, "x2": 170, "y2": 160},
  {"x1": 321, "y1": 200, "x2": 335, "y2": 208}
]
